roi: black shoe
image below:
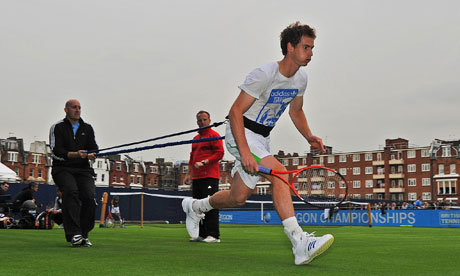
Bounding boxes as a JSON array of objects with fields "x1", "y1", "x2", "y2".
[{"x1": 71, "y1": 235, "x2": 83, "y2": 247}]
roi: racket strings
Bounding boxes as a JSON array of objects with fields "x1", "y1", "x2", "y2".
[{"x1": 297, "y1": 168, "x2": 344, "y2": 202}]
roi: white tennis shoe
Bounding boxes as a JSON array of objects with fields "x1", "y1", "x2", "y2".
[
  {"x1": 182, "y1": 197, "x2": 204, "y2": 239},
  {"x1": 202, "y1": 236, "x2": 221, "y2": 243},
  {"x1": 293, "y1": 232, "x2": 334, "y2": 265}
]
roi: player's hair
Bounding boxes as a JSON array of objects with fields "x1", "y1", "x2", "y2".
[
  {"x1": 280, "y1": 22, "x2": 316, "y2": 56},
  {"x1": 196, "y1": 110, "x2": 210, "y2": 118},
  {"x1": 65, "y1": 99, "x2": 79, "y2": 108}
]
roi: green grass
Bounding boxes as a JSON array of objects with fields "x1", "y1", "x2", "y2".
[{"x1": 1, "y1": 224, "x2": 460, "y2": 275}]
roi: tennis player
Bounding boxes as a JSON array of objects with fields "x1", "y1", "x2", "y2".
[{"x1": 183, "y1": 22, "x2": 334, "y2": 265}]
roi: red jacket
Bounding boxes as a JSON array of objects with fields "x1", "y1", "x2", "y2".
[{"x1": 189, "y1": 128, "x2": 224, "y2": 180}]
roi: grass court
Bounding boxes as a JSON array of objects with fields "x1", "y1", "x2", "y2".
[{"x1": 2, "y1": 224, "x2": 459, "y2": 275}]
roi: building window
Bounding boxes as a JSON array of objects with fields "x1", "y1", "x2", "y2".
[
  {"x1": 352, "y1": 194, "x2": 361, "y2": 199},
  {"x1": 32, "y1": 154, "x2": 41, "y2": 164},
  {"x1": 29, "y1": 168, "x2": 34, "y2": 177},
  {"x1": 282, "y1": 160, "x2": 289, "y2": 166},
  {"x1": 421, "y1": 149, "x2": 430, "y2": 157},
  {"x1": 112, "y1": 176, "x2": 117, "y2": 184},
  {"x1": 353, "y1": 167, "x2": 360, "y2": 175},
  {"x1": 6, "y1": 141, "x2": 18, "y2": 150},
  {"x1": 442, "y1": 146, "x2": 451, "y2": 157},
  {"x1": 327, "y1": 156, "x2": 334, "y2": 163},
  {"x1": 365, "y1": 167, "x2": 373, "y2": 174},
  {"x1": 293, "y1": 158, "x2": 299, "y2": 166},
  {"x1": 97, "y1": 160, "x2": 103, "y2": 169},
  {"x1": 7, "y1": 151, "x2": 18, "y2": 162},
  {"x1": 339, "y1": 168, "x2": 346, "y2": 175},
  {"x1": 339, "y1": 181, "x2": 346, "y2": 189},
  {"x1": 408, "y1": 193, "x2": 417, "y2": 201},
  {"x1": 353, "y1": 154, "x2": 360, "y2": 162},
  {"x1": 116, "y1": 162, "x2": 121, "y2": 171},
  {"x1": 408, "y1": 178, "x2": 416, "y2": 187},
  {"x1": 437, "y1": 180, "x2": 457, "y2": 195},
  {"x1": 137, "y1": 176, "x2": 142, "y2": 184},
  {"x1": 365, "y1": 194, "x2": 373, "y2": 200},
  {"x1": 101, "y1": 174, "x2": 105, "y2": 182},
  {"x1": 450, "y1": 164, "x2": 456, "y2": 174},
  {"x1": 134, "y1": 164, "x2": 139, "y2": 172},
  {"x1": 438, "y1": 164, "x2": 444, "y2": 175},
  {"x1": 421, "y1": 164, "x2": 430, "y2": 172},
  {"x1": 130, "y1": 175, "x2": 134, "y2": 184},
  {"x1": 422, "y1": 178, "x2": 431, "y2": 186},
  {"x1": 407, "y1": 164, "x2": 416, "y2": 172},
  {"x1": 339, "y1": 155, "x2": 346, "y2": 163},
  {"x1": 365, "y1": 180, "x2": 373, "y2": 188},
  {"x1": 302, "y1": 158, "x2": 307, "y2": 165},
  {"x1": 365, "y1": 153, "x2": 373, "y2": 161},
  {"x1": 353, "y1": 181, "x2": 361, "y2": 189},
  {"x1": 421, "y1": 192, "x2": 430, "y2": 200},
  {"x1": 257, "y1": 186, "x2": 268, "y2": 195},
  {"x1": 377, "y1": 153, "x2": 382, "y2": 161},
  {"x1": 38, "y1": 169, "x2": 43, "y2": 178},
  {"x1": 407, "y1": 150, "x2": 416, "y2": 158},
  {"x1": 328, "y1": 181, "x2": 335, "y2": 189}
]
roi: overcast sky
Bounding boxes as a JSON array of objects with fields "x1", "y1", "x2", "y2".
[{"x1": 1, "y1": 1, "x2": 459, "y2": 162}]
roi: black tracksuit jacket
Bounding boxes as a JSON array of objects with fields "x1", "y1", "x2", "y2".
[{"x1": 49, "y1": 117, "x2": 98, "y2": 168}]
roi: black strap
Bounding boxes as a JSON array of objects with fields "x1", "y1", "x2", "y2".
[{"x1": 243, "y1": 116, "x2": 273, "y2": 137}]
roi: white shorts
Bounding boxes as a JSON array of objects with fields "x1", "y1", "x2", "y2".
[
  {"x1": 111, "y1": 207, "x2": 120, "y2": 214},
  {"x1": 225, "y1": 123, "x2": 271, "y2": 189}
]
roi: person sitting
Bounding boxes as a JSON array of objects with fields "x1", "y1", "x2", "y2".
[
  {"x1": 110, "y1": 196, "x2": 123, "y2": 225},
  {"x1": 12, "y1": 182, "x2": 39, "y2": 213},
  {"x1": 49, "y1": 189, "x2": 63, "y2": 227},
  {"x1": 0, "y1": 182, "x2": 11, "y2": 214}
]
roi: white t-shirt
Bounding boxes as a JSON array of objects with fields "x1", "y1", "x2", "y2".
[{"x1": 239, "y1": 61, "x2": 308, "y2": 127}]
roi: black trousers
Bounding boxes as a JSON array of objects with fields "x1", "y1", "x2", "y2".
[
  {"x1": 51, "y1": 167, "x2": 96, "y2": 242},
  {"x1": 192, "y1": 178, "x2": 220, "y2": 239}
]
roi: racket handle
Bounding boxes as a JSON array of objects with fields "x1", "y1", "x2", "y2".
[{"x1": 258, "y1": 165, "x2": 272, "y2": 174}]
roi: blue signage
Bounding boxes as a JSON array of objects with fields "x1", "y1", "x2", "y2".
[{"x1": 219, "y1": 209, "x2": 460, "y2": 228}]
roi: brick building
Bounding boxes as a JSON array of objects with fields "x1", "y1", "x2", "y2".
[
  {"x1": 276, "y1": 138, "x2": 459, "y2": 204},
  {"x1": 1, "y1": 138, "x2": 51, "y2": 184}
]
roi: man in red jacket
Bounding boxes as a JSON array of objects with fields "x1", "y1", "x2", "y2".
[{"x1": 184, "y1": 110, "x2": 224, "y2": 243}]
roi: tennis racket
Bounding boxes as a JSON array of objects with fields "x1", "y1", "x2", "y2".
[{"x1": 258, "y1": 165, "x2": 348, "y2": 213}]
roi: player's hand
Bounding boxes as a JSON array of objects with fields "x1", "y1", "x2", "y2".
[
  {"x1": 87, "y1": 153, "x2": 96, "y2": 160},
  {"x1": 241, "y1": 152, "x2": 258, "y2": 174},
  {"x1": 307, "y1": 135, "x2": 325, "y2": 153},
  {"x1": 77, "y1": 150, "x2": 89, "y2": 159}
]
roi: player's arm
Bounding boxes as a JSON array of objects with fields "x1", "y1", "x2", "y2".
[
  {"x1": 228, "y1": 90, "x2": 258, "y2": 173},
  {"x1": 289, "y1": 96, "x2": 325, "y2": 153}
]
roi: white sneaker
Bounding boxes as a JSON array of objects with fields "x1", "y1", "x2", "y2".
[
  {"x1": 189, "y1": 237, "x2": 204, "y2": 242},
  {"x1": 293, "y1": 233, "x2": 334, "y2": 265},
  {"x1": 202, "y1": 236, "x2": 220, "y2": 243},
  {"x1": 182, "y1": 198, "x2": 204, "y2": 239}
]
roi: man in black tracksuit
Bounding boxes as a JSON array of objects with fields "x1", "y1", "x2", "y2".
[{"x1": 49, "y1": 99, "x2": 98, "y2": 247}]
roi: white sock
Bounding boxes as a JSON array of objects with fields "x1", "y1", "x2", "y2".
[
  {"x1": 282, "y1": 217, "x2": 304, "y2": 247},
  {"x1": 192, "y1": 197, "x2": 213, "y2": 214}
]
